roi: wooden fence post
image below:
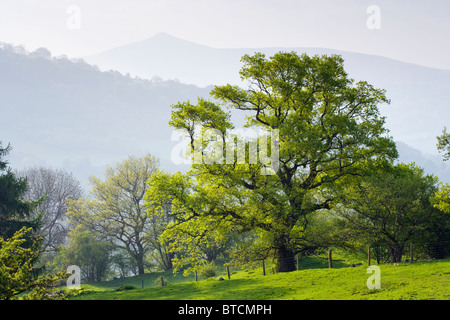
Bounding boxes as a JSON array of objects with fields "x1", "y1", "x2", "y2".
[{"x1": 328, "y1": 249, "x2": 333, "y2": 268}]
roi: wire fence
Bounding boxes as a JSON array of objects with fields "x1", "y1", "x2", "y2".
[
  {"x1": 369, "y1": 240, "x2": 450, "y2": 264},
  {"x1": 414, "y1": 240, "x2": 450, "y2": 260},
  {"x1": 92, "y1": 240, "x2": 449, "y2": 290},
  {"x1": 243, "y1": 240, "x2": 450, "y2": 276}
]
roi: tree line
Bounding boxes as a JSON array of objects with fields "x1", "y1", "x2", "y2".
[{"x1": 1, "y1": 52, "x2": 450, "y2": 299}]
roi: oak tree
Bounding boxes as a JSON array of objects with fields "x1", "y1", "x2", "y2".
[
  {"x1": 67, "y1": 154, "x2": 159, "y2": 275},
  {"x1": 149, "y1": 52, "x2": 397, "y2": 272}
]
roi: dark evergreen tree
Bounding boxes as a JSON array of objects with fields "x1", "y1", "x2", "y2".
[{"x1": 0, "y1": 142, "x2": 41, "y2": 239}]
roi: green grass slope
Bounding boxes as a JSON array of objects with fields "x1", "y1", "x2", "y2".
[{"x1": 71, "y1": 259, "x2": 450, "y2": 300}]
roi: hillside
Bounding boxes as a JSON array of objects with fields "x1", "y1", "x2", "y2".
[
  {"x1": 72, "y1": 259, "x2": 450, "y2": 300},
  {"x1": 0, "y1": 45, "x2": 209, "y2": 188}
]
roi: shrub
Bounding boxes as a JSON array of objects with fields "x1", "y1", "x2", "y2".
[
  {"x1": 153, "y1": 277, "x2": 169, "y2": 287},
  {"x1": 115, "y1": 284, "x2": 137, "y2": 291},
  {"x1": 198, "y1": 262, "x2": 217, "y2": 279}
]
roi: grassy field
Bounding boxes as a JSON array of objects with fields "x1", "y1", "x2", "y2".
[{"x1": 70, "y1": 258, "x2": 450, "y2": 300}]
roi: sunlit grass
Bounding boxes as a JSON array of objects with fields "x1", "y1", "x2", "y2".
[{"x1": 70, "y1": 258, "x2": 450, "y2": 300}]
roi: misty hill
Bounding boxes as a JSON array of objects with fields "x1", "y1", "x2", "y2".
[
  {"x1": 86, "y1": 32, "x2": 450, "y2": 157},
  {"x1": 0, "y1": 44, "x2": 210, "y2": 188},
  {"x1": 0, "y1": 40, "x2": 449, "y2": 192},
  {"x1": 395, "y1": 142, "x2": 450, "y2": 183}
]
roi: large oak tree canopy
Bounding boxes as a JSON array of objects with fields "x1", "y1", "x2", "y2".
[{"x1": 148, "y1": 52, "x2": 397, "y2": 272}]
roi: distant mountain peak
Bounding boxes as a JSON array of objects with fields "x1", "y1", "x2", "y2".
[
  {"x1": 149, "y1": 32, "x2": 180, "y2": 42},
  {"x1": 152, "y1": 32, "x2": 176, "y2": 39},
  {"x1": 140, "y1": 32, "x2": 211, "y2": 49}
]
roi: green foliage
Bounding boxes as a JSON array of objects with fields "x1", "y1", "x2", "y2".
[
  {"x1": 169, "y1": 97, "x2": 233, "y2": 138},
  {"x1": 198, "y1": 261, "x2": 217, "y2": 279},
  {"x1": 145, "y1": 171, "x2": 233, "y2": 275},
  {"x1": 335, "y1": 163, "x2": 444, "y2": 262},
  {"x1": 300, "y1": 208, "x2": 350, "y2": 252},
  {"x1": 51, "y1": 231, "x2": 114, "y2": 283},
  {"x1": 67, "y1": 154, "x2": 160, "y2": 275},
  {"x1": 0, "y1": 227, "x2": 69, "y2": 300},
  {"x1": 434, "y1": 182, "x2": 450, "y2": 214},
  {"x1": 115, "y1": 284, "x2": 137, "y2": 291}
]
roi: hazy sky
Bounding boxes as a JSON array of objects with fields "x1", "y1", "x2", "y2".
[{"x1": 1, "y1": 0, "x2": 449, "y2": 70}]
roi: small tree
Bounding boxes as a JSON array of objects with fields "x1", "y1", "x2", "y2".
[
  {"x1": 0, "y1": 227, "x2": 69, "y2": 300},
  {"x1": 67, "y1": 154, "x2": 159, "y2": 275},
  {"x1": 53, "y1": 231, "x2": 113, "y2": 283},
  {"x1": 337, "y1": 163, "x2": 441, "y2": 262}
]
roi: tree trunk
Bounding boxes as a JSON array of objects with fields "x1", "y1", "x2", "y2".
[
  {"x1": 157, "y1": 244, "x2": 174, "y2": 271},
  {"x1": 162, "y1": 251, "x2": 174, "y2": 271},
  {"x1": 138, "y1": 261, "x2": 145, "y2": 275},
  {"x1": 275, "y1": 245, "x2": 296, "y2": 272},
  {"x1": 135, "y1": 247, "x2": 146, "y2": 275},
  {"x1": 388, "y1": 244, "x2": 404, "y2": 263}
]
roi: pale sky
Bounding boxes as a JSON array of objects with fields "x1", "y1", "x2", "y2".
[{"x1": 0, "y1": 0, "x2": 449, "y2": 70}]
